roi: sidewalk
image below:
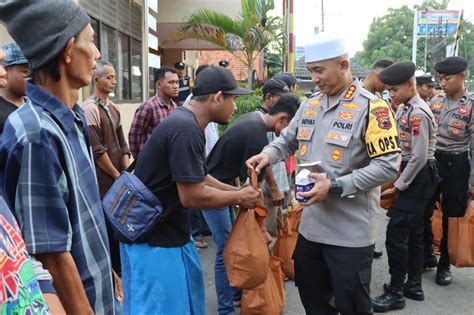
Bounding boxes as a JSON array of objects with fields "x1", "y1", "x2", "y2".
[{"x1": 199, "y1": 209, "x2": 474, "y2": 314}]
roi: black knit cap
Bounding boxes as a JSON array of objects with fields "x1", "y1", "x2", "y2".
[
  {"x1": 192, "y1": 66, "x2": 252, "y2": 96},
  {"x1": 379, "y1": 61, "x2": 416, "y2": 85},
  {"x1": 416, "y1": 75, "x2": 435, "y2": 86},
  {"x1": 0, "y1": 0, "x2": 91, "y2": 70},
  {"x1": 434, "y1": 56, "x2": 468, "y2": 75}
]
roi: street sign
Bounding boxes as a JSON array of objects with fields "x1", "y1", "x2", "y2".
[
  {"x1": 418, "y1": 24, "x2": 458, "y2": 35},
  {"x1": 417, "y1": 10, "x2": 461, "y2": 36}
]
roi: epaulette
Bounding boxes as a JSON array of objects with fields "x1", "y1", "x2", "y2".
[{"x1": 359, "y1": 88, "x2": 378, "y2": 101}]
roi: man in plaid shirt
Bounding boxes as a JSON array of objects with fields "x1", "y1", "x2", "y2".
[{"x1": 128, "y1": 66, "x2": 179, "y2": 159}]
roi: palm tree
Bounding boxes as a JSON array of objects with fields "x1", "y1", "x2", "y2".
[{"x1": 165, "y1": 0, "x2": 282, "y2": 88}]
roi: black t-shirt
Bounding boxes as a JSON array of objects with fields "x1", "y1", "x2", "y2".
[
  {"x1": 0, "y1": 97, "x2": 19, "y2": 134},
  {"x1": 207, "y1": 112, "x2": 268, "y2": 184},
  {"x1": 134, "y1": 107, "x2": 206, "y2": 247}
]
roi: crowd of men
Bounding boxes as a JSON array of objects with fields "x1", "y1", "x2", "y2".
[{"x1": 1, "y1": 1, "x2": 473, "y2": 315}]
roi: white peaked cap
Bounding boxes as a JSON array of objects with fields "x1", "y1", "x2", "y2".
[{"x1": 305, "y1": 32, "x2": 349, "y2": 63}]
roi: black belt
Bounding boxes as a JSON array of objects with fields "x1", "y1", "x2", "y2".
[{"x1": 436, "y1": 150, "x2": 468, "y2": 156}]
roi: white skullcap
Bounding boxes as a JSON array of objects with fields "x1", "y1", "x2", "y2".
[{"x1": 305, "y1": 32, "x2": 349, "y2": 63}]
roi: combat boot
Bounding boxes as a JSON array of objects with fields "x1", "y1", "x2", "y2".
[
  {"x1": 403, "y1": 278, "x2": 424, "y2": 301},
  {"x1": 372, "y1": 284, "x2": 406, "y2": 313}
]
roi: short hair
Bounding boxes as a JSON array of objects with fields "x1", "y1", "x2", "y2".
[
  {"x1": 95, "y1": 60, "x2": 113, "y2": 78},
  {"x1": 372, "y1": 59, "x2": 394, "y2": 70},
  {"x1": 196, "y1": 65, "x2": 210, "y2": 76},
  {"x1": 154, "y1": 66, "x2": 178, "y2": 83},
  {"x1": 269, "y1": 94, "x2": 300, "y2": 120},
  {"x1": 273, "y1": 72, "x2": 297, "y2": 89}
]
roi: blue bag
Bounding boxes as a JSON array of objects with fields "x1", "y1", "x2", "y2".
[{"x1": 102, "y1": 171, "x2": 169, "y2": 243}]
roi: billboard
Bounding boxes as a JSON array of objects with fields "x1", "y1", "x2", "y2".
[{"x1": 417, "y1": 10, "x2": 461, "y2": 36}]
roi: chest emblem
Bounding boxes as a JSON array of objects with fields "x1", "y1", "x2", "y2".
[
  {"x1": 431, "y1": 103, "x2": 442, "y2": 110},
  {"x1": 327, "y1": 133, "x2": 350, "y2": 142},
  {"x1": 298, "y1": 129, "x2": 312, "y2": 139},
  {"x1": 370, "y1": 107, "x2": 392, "y2": 130},
  {"x1": 338, "y1": 111, "x2": 354, "y2": 120},
  {"x1": 310, "y1": 99, "x2": 321, "y2": 106},
  {"x1": 459, "y1": 106, "x2": 469, "y2": 115},
  {"x1": 331, "y1": 149, "x2": 342, "y2": 161},
  {"x1": 301, "y1": 144, "x2": 308, "y2": 157},
  {"x1": 304, "y1": 109, "x2": 318, "y2": 116},
  {"x1": 342, "y1": 102, "x2": 360, "y2": 109}
]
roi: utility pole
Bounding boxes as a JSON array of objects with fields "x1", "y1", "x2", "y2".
[{"x1": 321, "y1": 0, "x2": 325, "y2": 32}]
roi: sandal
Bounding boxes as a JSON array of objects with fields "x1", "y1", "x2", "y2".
[{"x1": 195, "y1": 240, "x2": 208, "y2": 249}]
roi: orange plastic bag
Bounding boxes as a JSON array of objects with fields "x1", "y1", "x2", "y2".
[
  {"x1": 241, "y1": 256, "x2": 286, "y2": 315},
  {"x1": 432, "y1": 202, "x2": 443, "y2": 254},
  {"x1": 223, "y1": 171, "x2": 270, "y2": 289},
  {"x1": 448, "y1": 201, "x2": 474, "y2": 267},
  {"x1": 272, "y1": 206, "x2": 302, "y2": 279}
]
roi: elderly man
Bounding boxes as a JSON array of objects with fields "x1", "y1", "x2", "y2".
[
  {"x1": 0, "y1": 1, "x2": 115, "y2": 313},
  {"x1": 247, "y1": 32, "x2": 401, "y2": 314}
]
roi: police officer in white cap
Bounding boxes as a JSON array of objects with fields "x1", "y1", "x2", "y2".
[{"x1": 247, "y1": 32, "x2": 401, "y2": 314}]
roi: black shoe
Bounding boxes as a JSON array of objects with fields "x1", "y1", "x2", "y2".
[
  {"x1": 403, "y1": 281, "x2": 424, "y2": 301},
  {"x1": 436, "y1": 268, "x2": 452, "y2": 286},
  {"x1": 423, "y1": 248, "x2": 438, "y2": 269},
  {"x1": 373, "y1": 247, "x2": 383, "y2": 259},
  {"x1": 372, "y1": 286, "x2": 406, "y2": 313}
]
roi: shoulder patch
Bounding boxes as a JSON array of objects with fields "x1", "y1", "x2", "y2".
[{"x1": 365, "y1": 99, "x2": 400, "y2": 158}]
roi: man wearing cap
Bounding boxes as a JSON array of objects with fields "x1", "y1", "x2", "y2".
[
  {"x1": 174, "y1": 61, "x2": 191, "y2": 106},
  {"x1": 371, "y1": 62, "x2": 438, "y2": 312},
  {"x1": 0, "y1": 43, "x2": 29, "y2": 134},
  {"x1": 427, "y1": 56, "x2": 474, "y2": 286},
  {"x1": 257, "y1": 79, "x2": 291, "y2": 237},
  {"x1": 120, "y1": 66, "x2": 260, "y2": 314},
  {"x1": 416, "y1": 74, "x2": 436, "y2": 102},
  {"x1": 129, "y1": 66, "x2": 179, "y2": 159},
  {"x1": 0, "y1": 1, "x2": 115, "y2": 314},
  {"x1": 247, "y1": 32, "x2": 401, "y2": 314}
]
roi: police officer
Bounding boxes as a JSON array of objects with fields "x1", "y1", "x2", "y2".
[
  {"x1": 173, "y1": 61, "x2": 191, "y2": 105},
  {"x1": 218, "y1": 60, "x2": 229, "y2": 68},
  {"x1": 246, "y1": 32, "x2": 401, "y2": 315},
  {"x1": 371, "y1": 62, "x2": 438, "y2": 312},
  {"x1": 416, "y1": 74, "x2": 436, "y2": 102},
  {"x1": 427, "y1": 56, "x2": 474, "y2": 286}
]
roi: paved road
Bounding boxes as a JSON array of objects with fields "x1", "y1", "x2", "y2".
[{"x1": 199, "y1": 210, "x2": 474, "y2": 314}]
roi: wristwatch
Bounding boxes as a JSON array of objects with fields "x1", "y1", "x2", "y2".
[{"x1": 329, "y1": 179, "x2": 343, "y2": 198}]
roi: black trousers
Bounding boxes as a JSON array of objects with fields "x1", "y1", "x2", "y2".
[
  {"x1": 386, "y1": 162, "x2": 437, "y2": 287},
  {"x1": 293, "y1": 234, "x2": 374, "y2": 315},
  {"x1": 424, "y1": 152, "x2": 469, "y2": 269}
]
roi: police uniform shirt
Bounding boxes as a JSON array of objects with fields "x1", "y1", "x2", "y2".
[
  {"x1": 394, "y1": 94, "x2": 437, "y2": 191},
  {"x1": 262, "y1": 79, "x2": 401, "y2": 247},
  {"x1": 430, "y1": 92, "x2": 474, "y2": 185},
  {"x1": 177, "y1": 75, "x2": 191, "y2": 102}
]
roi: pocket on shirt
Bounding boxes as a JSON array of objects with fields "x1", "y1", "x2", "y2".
[{"x1": 324, "y1": 130, "x2": 352, "y2": 167}]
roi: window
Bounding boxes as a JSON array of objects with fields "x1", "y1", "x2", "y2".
[{"x1": 80, "y1": 1, "x2": 143, "y2": 102}]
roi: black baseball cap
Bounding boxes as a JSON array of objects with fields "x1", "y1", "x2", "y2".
[
  {"x1": 174, "y1": 62, "x2": 185, "y2": 69},
  {"x1": 192, "y1": 66, "x2": 252, "y2": 96},
  {"x1": 262, "y1": 79, "x2": 290, "y2": 95}
]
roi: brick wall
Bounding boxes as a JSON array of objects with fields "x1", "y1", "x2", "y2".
[{"x1": 198, "y1": 50, "x2": 264, "y2": 82}]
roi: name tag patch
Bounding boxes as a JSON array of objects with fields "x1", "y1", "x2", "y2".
[{"x1": 331, "y1": 120, "x2": 354, "y2": 131}]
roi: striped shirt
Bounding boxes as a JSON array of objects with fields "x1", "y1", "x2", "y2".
[
  {"x1": 0, "y1": 82, "x2": 115, "y2": 314},
  {"x1": 128, "y1": 90, "x2": 177, "y2": 159}
]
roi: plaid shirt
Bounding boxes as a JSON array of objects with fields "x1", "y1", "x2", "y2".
[
  {"x1": 128, "y1": 91, "x2": 177, "y2": 159},
  {"x1": 0, "y1": 82, "x2": 115, "y2": 314}
]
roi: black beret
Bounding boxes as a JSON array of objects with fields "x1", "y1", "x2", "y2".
[
  {"x1": 434, "y1": 56, "x2": 468, "y2": 75},
  {"x1": 174, "y1": 62, "x2": 185, "y2": 69},
  {"x1": 416, "y1": 75, "x2": 435, "y2": 86},
  {"x1": 379, "y1": 61, "x2": 416, "y2": 85}
]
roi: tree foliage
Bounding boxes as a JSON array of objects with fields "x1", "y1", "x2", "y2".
[
  {"x1": 352, "y1": 0, "x2": 473, "y2": 79},
  {"x1": 165, "y1": 0, "x2": 283, "y2": 88}
]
